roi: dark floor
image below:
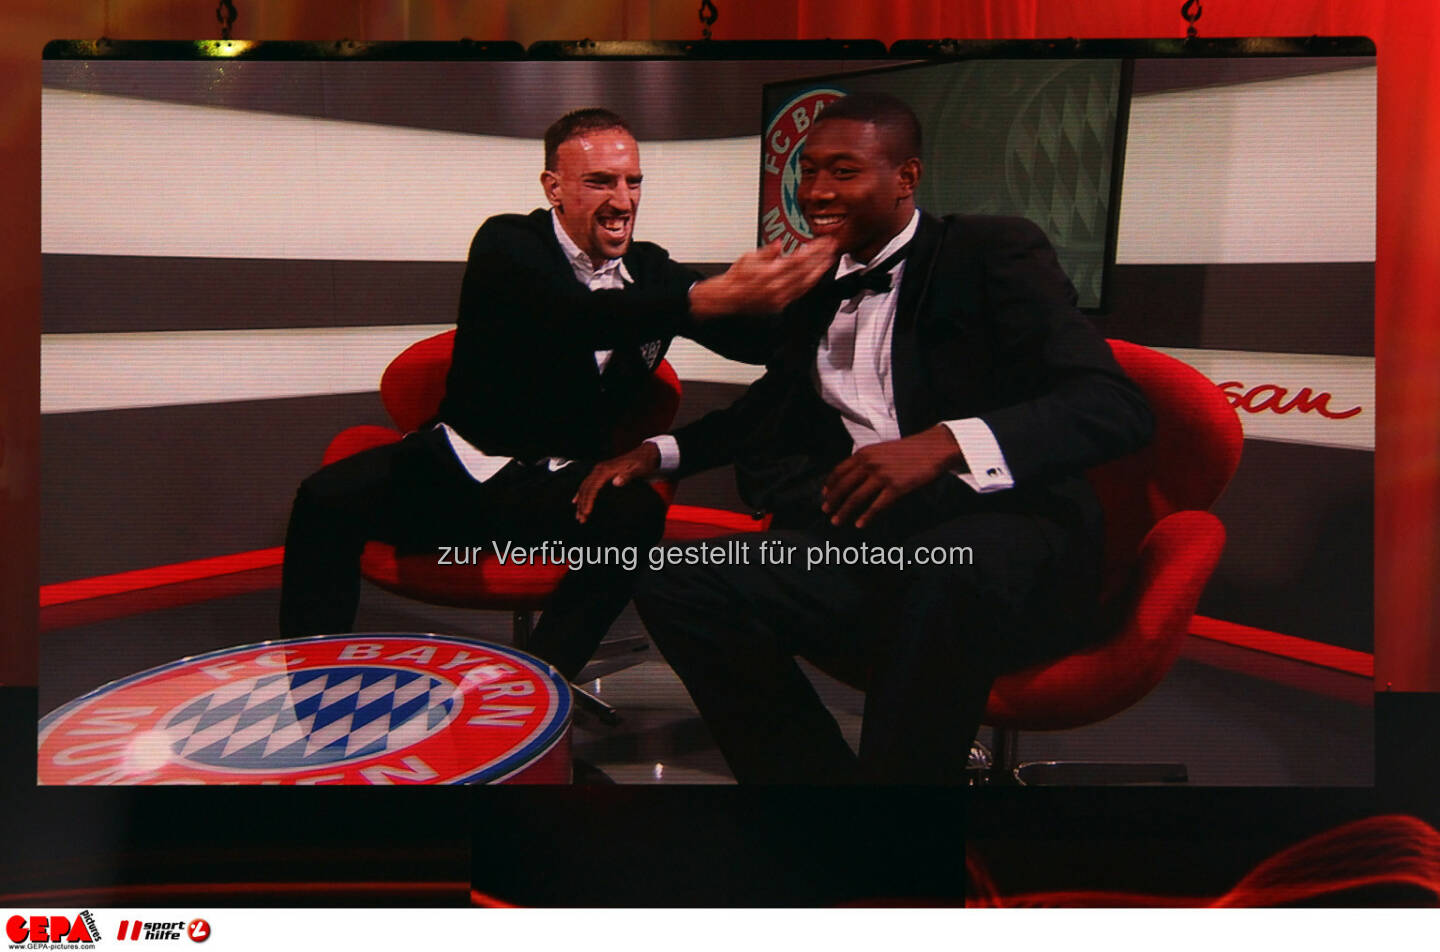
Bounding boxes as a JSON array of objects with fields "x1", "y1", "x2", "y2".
[{"x1": 38, "y1": 580, "x2": 1373, "y2": 787}]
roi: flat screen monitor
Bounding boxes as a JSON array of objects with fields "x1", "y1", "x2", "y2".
[
  {"x1": 761, "y1": 59, "x2": 1131, "y2": 311},
  {"x1": 39, "y1": 41, "x2": 1374, "y2": 793}
]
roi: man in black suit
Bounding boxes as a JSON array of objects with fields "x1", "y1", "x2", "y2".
[
  {"x1": 576, "y1": 93, "x2": 1154, "y2": 783},
  {"x1": 279, "y1": 108, "x2": 835, "y2": 681}
]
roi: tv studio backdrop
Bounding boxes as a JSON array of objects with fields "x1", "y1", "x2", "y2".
[{"x1": 36, "y1": 43, "x2": 1374, "y2": 786}]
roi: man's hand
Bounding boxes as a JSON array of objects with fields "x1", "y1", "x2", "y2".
[
  {"x1": 822, "y1": 426, "x2": 963, "y2": 528},
  {"x1": 573, "y1": 442, "x2": 662, "y2": 523},
  {"x1": 690, "y1": 236, "x2": 838, "y2": 317}
]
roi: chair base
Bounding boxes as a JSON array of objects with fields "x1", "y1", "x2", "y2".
[
  {"x1": 1012, "y1": 761, "x2": 1188, "y2": 786},
  {"x1": 571, "y1": 684, "x2": 622, "y2": 726},
  {"x1": 512, "y1": 611, "x2": 651, "y2": 682},
  {"x1": 509, "y1": 609, "x2": 647, "y2": 728},
  {"x1": 978, "y1": 728, "x2": 1189, "y2": 786},
  {"x1": 967, "y1": 741, "x2": 994, "y2": 785}
]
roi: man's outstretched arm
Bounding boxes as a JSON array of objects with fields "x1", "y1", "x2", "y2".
[{"x1": 462, "y1": 217, "x2": 835, "y2": 350}]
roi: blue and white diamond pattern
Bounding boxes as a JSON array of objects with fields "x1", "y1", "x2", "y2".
[{"x1": 164, "y1": 666, "x2": 456, "y2": 771}]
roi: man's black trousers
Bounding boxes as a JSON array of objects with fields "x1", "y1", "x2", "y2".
[
  {"x1": 279, "y1": 426, "x2": 666, "y2": 681},
  {"x1": 634, "y1": 479, "x2": 1105, "y2": 785}
]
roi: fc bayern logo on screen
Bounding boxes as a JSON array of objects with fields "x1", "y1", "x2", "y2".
[
  {"x1": 38, "y1": 634, "x2": 570, "y2": 785},
  {"x1": 760, "y1": 87, "x2": 847, "y2": 252}
]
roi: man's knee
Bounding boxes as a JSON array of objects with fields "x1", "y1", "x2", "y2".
[
  {"x1": 293, "y1": 466, "x2": 329, "y2": 503},
  {"x1": 294, "y1": 439, "x2": 406, "y2": 520},
  {"x1": 634, "y1": 557, "x2": 747, "y2": 648},
  {"x1": 290, "y1": 470, "x2": 335, "y2": 525},
  {"x1": 292, "y1": 465, "x2": 364, "y2": 525},
  {"x1": 634, "y1": 555, "x2": 713, "y2": 616},
  {"x1": 585, "y1": 481, "x2": 666, "y2": 546}
]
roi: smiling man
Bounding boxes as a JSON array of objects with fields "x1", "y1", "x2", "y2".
[
  {"x1": 279, "y1": 108, "x2": 834, "y2": 685},
  {"x1": 578, "y1": 93, "x2": 1154, "y2": 784},
  {"x1": 545, "y1": 121, "x2": 640, "y2": 260}
]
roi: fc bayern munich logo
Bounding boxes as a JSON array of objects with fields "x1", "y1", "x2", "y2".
[
  {"x1": 760, "y1": 87, "x2": 847, "y2": 253},
  {"x1": 38, "y1": 634, "x2": 571, "y2": 785}
]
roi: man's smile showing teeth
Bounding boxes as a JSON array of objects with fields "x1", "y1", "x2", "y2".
[
  {"x1": 599, "y1": 216, "x2": 630, "y2": 234},
  {"x1": 810, "y1": 214, "x2": 845, "y2": 227}
]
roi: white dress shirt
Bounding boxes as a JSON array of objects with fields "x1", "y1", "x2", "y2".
[
  {"x1": 439, "y1": 210, "x2": 632, "y2": 483},
  {"x1": 652, "y1": 210, "x2": 1013, "y2": 494}
]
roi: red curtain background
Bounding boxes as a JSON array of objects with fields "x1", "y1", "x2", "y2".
[{"x1": 1, "y1": 0, "x2": 1434, "y2": 688}]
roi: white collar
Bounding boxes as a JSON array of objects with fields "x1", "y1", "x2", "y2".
[
  {"x1": 551, "y1": 208, "x2": 633, "y2": 284},
  {"x1": 834, "y1": 209, "x2": 921, "y2": 280}
]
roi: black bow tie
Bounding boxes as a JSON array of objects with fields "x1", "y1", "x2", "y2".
[{"x1": 828, "y1": 241, "x2": 913, "y2": 301}]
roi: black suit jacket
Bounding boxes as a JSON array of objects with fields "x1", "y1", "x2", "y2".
[
  {"x1": 672, "y1": 213, "x2": 1154, "y2": 531},
  {"x1": 436, "y1": 208, "x2": 763, "y2": 462}
]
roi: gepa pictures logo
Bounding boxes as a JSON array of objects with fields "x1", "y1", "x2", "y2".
[{"x1": 5, "y1": 911, "x2": 99, "y2": 949}]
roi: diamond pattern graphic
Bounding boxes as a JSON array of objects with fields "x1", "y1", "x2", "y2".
[
  {"x1": 165, "y1": 667, "x2": 455, "y2": 770},
  {"x1": 1002, "y1": 62, "x2": 1118, "y2": 305}
]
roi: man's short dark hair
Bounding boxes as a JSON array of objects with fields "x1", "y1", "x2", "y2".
[
  {"x1": 544, "y1": 108, "x2": 633, "y2": 171},
  {"x1": 813, "y1": 92, "x2": 922, "y2": 166}
]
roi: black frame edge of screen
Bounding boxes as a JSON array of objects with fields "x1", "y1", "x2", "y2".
[{"x1": 43, "y1": 36, "x2": 1376, "y2": 61}]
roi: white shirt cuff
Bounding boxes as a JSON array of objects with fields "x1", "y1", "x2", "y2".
[
  {"x1": 646, "y1": 435, "x2": 681, "y2": 474},
  {"x1": 941, "y1": 418, "x2": 1014, "y2": 494}
]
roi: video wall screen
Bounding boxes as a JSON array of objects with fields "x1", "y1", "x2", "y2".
[{"x1": 40, "y1": 46, "x2": 1374, "y2": 786}]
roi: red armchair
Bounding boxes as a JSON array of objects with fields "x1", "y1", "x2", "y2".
[
  {"x1": 650, "y1": 339, "x2": 1240, "y2": 783},
  {"x1": 322, "y1": 330, "x2": 682, "y2": 714},
  {"x1": 979, "y1": 338, "x2": 1244, "y2": 783}
]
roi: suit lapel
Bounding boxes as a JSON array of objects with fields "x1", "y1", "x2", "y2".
[
  {"x1": 891, "y1": 212, "x2": 944, "y2": 435},
  {"x1": 787, "y1": 270, "x2": 844, "y2": 354},
  {"x1": 534, "y1": 207, "x2": 574, "y2": 272},
  {"x1": 538, "y1": 208, "x2": 640, "y2": 388}
]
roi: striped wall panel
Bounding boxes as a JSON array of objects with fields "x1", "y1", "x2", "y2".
[{"x1": 40, "y1": 56, "x2": 1375, "y2": 656}]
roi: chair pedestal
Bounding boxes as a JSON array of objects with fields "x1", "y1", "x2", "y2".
[
  {"x1": 571, "y1": 639, "x2": 651, "y2": 726},
  {"x1": 965, "y1": 341, "x2": 1240, "y2": 786},
  {"x1": 966, "y1": 741, "x2": 993, "y2": 785},
  {"x1": 512, "y1": 610, "x2": 533, "y2": 647},
  {"x1": 1013, "y1": 760, "x2": 1187, "y2": 785},
  {"x1": 570, "y1": 685, "x2": 622, "y2": 726},
  {"x1": 979, "y1": 728, "x2": 1188, "y2": 786}
]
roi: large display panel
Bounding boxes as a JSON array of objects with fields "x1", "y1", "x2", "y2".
[
  {"x1": 763, "y1": 59, "x2": 1130, "y2": 310},
  {"x1": 38, "y1": 44, "x2": 1373, "y2": 794}
]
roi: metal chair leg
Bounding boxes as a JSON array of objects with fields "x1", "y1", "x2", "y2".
[
  {"x1": 1014, "y1": 760, "x2": 1188, "y2": 785},
  {"x1": 510, "y1": 608, "x2": 621, "y2": 726},
  {"x1": 988, "y1": 728, "x2": 1021, "y2": 785},
  {"x1": 512, "y1": 610, "x2": 532, "y2": 651},
  {"x1": 570, "y1": 683, "x2": 621, "y2": 726},
  {"x1": 990, "y1": 727, "x2": 1188, "y2": 785}
]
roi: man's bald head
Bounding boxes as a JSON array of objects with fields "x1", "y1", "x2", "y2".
[{"x1": 811, "y1": 92, "x2": 922, "y2": 167}]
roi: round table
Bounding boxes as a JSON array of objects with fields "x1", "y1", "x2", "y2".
[{"x1": 38, "y1": 633, "x2": 572, "y2": 785}]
